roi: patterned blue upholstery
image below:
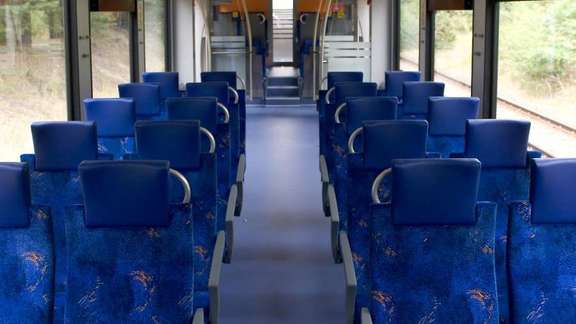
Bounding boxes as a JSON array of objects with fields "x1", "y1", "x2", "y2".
[
  {"x1": 458, "y1": 119, "x2": 531, "y2": 323},
  {"x1": 381, "y1": 71, "x2": 421, "y2": 100},
  {"x1": 508, "y1": 159, "x2": 576, "y2": 323},
  {"x1": 370, "y1": 159, "x2": 498, "y2": 323},
  {"x1": 427, "y1": 97, "x2": 480, "y2": 158},
  {"x1": 22, "y1": 121, "x2": 110, "y2": 323},
  {"x1": 0, "y1": 163, "x2": 54, "y2": 323},
  {"x1": 83, "y1": 98, "x2": 136, "y2": 159},
  {"x1": 142, "y1": 72, "x2": 180, "y2": 100},
  {"x1": 399, "y1": 81, "x2": 445, "y2": 119},
  {"x1": 118, "y1": 83, "x2": 163, "y2": 119},
  {"x1": 64, "y1": 161, "x2": 196, "y2": 322},
  {"x1": 133, "y1": 121, "x2": 218, "y2": 309},
  {"x1": 345, "y1": 121, "x2": 428, "y2": 316}
]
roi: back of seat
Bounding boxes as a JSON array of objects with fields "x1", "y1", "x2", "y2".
[
  {"x1": 327, "y1": 72, "x2": 364, "y2": 91},
  {"x1": 0, "y1": 163, "x2": 54, "y2": 323},
  {"x1": 65, "y1": 161, "x2": 195, "y2": 322},
  {"x1": 369, "y1": 159, "x2": 497, "y2": 323},
  {"x1": 83, "y1": 98, "x2": 136, "y2": 159},
  {"x1": 118, "y1": 83, "x2": 163, "y2": 118},
  {"x1": 201, "y1": 71, "x2": 237, "y2": 90},
  {"x1": 509, "y1": 158, "x2": 576, "y2": 323},
  {"x1": 345, "y1": 97, "x2": 398, "y2": 136},
  {"x1": 382, "y1": 71, "x2": 421, "y2": 99},
  {"x1": 142, "y1": 72, "x2": 180, "y2": 100},
  {"x1": 461, "y1": 119, "x2": 531, "y2": 323},
  {"x1": 400, "y1": 81, "x2": 445, "y2": 119},
  {"x1": 427, "y1": 97, "x2": 480, "y2": 158}
]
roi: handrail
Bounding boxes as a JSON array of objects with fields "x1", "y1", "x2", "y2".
[
  {"x1": 371, "y1": 168, "x2": 392, "y2": 205},
  {"x1": 325, "y1": 87, "x2": 336, "y2": 104},
  {"x1": 239, "y1": 0, "x2": 253, "y2": 99},
  {"x1": 320, "y1": 0, "x2": 334, "y2": 94},
  {"x1": 228, "y1": 86, "x2": 240, "y2": 104},
  {"x1": 236, "y1": 76, "x2": 246, "y2": 90},
  {"x1": 200, "y1": 127, "x2": 216, "y2": 154},
  {"x1": 312, "y1": 0, "x2": 325, "y2": 100},
  {"x1": 347, "y1": 127, "x2": 363, "y2": 154},
  {"x1": 216, "y1": 102, "x2": 230, "y2": 123},
  {"x1": 334, "y1": 102, "x2": 346, "y2": 124},
  {"x1": 169, "y1": 169, "x2": 192, "y2": 205}
]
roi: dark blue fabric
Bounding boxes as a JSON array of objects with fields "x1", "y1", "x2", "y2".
[
  {"x1": 529, "y1": 158, "x2": 576, "y2": 224},
  {"x1": 344, "y1": 97, "x2": 398, "y2": 134},
  {"x1": 79, "y1": 161, "x2": 171, "y2": 227},
  {"x1": 0, "y1": 163, "x2": 31, "y2": 227},
  {"x1": 118, "y1": 83, "x2": 162, "y2": 117},
  {"x1": 201, "y1": 72, "x2": 237, "y2": 89},
  {"x1": 400, "y1": 81, "x2": 445, "y2": 119},
  {"x1": 135, "y1": 121, "x2": 202, "y2": 170},
  {"x1": 0, "y1": 206, "x2": 54, "y2": 323},
  {"x1": 334, "y1": 82, "x2": 378, "y2": 105},
  {"x1": 142, "y1": 72, "x2": 180, "y2": 100},
  {"x1": 391, "y1": 159, "x2": 481, "y2": 225},
  {"x1": 370, "y1": 202, "x2": 498, "y2": 323},
  {"x1": 465, "y1": 119, "x2": 531, "y2": 168},
  {"x1": 83, "y1": 98, "x2": 136, "y2": 159},
  {"x1": 382, "y1": 71, "x2": 421, "y2": 99},
  {"x1": 64, "y1": 204, "x2": 195, "y2": 322},
  {"x1": 327, "y1": 72, "x2": 364, "y2": 90},
  {"x1": 508, "y1": 201, "x2": 576, "y2": 323},
  {"x1": 31, "y1": 122, "x2": 99, "y2": 171}
]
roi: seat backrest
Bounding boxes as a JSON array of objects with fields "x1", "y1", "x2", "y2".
[
  {"x1": 64, "y1": 160, "x2": 194, "y2": 322},
  {"x1": 118, "y1": 83, "x2": 162, "y2": 116},
  {"x1": 142, "y1": 72, "x2": 180, "y2": 100},
  {"x1": 383, "y1": 71, "x2": 421, "y2": 99},
  {"x1": 370, "y1": 159, "x2": 498, "y2": 323},
  {"x1": 508, "y1": 158, "x2": 576, "y2": 323},
  {"x1": 186, "y1": 81, "x2": 230, "y2": 105},
  {"x1": 0, "y1": 163, "x2": 54, "y2": 323},
  {"x1": 361, "y1": 120, "x2": 428, "y2": 170},
  {"x1": 401, "y1": 81, "x2": 445, "y2": 116},
  {"x1": 201, "y1": 71, "x2": 237, "y2": 89},
  {"x1": 345, "y1": 97, "x2": 398, "y2": 135},
  {"x1": 83, "y1": 98, "x2": 136, "y2": 138},
  {"x1": 327, "y1": 72, "x2": 363, "y2": 90},
  {"x1": 166, "y1": 97, "x2": 219, "y2": 134},
  {"x1": 428, "y1": 97, "x2": 480, "y2": 136},
  {"x1": 334, "y1": 82, "x2": 378, "y2": 105}
]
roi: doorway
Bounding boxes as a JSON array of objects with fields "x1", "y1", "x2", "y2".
[{"x1": 272, "y1": 0, "x2": 294, "y2": 64}]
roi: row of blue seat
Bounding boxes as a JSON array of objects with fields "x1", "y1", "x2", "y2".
[
  {"x1": 317, "y1": 72, "x2": 576, "y2": 324},
  {"x1": 0, "y1": 71, "x2": 247, "y2": 323}
]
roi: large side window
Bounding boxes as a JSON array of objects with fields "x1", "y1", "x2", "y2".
[
  {"x1": 0, "y1": 0, "x2": 67, "y2": 160},
  {"x1": 399, "y1": 0, "x2": 419, "y2": 71},
  {"x1": 90, "y1": 12, "x2": 131, "y2": 98},
  {"x1": 496, "y1": 1, "x2": 576, "y2": 157},
  {"x1": 144, "y1": 0, "x2": 167, "y2": 72}
]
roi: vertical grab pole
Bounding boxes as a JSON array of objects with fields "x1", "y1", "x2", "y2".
[
  {"x1": 320, "y1": 0, "x2": 333, "y2": 93},
  {"x1": 312, "y1": 0, "x2": 325, "y2": 100},
  {"x1": 239, "y1": 0, "x2": 253, "y2": 99}
]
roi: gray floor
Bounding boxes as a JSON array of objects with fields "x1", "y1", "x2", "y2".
[{"x1": 220, "y1": 107, "x2": 345, "y2": 323}]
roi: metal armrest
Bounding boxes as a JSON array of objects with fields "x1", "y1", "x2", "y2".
[
  {"x1": 361, "y1": 308, "x2": 373, "y2": 324},
  {"x1": 236, "y1": 154, "x2": 246, "y2": 184},
  {"x1": 328, "y1": 185, "x2": 341, "y2": 263},
  {"x1": 224, "y1": 185, "x2": 238, "y2": 264},
  {"x1": 340, "y1": 231, "x2": 357, "y2": 324},
  {"x1": 209, "y1": 231, "x2": 226, "y2": 324},
  {"x1": 319, "y1": 155, "x2": 330, "y2": 183},
  {"x1": 192, "y1": 309, "x2": 205, "y2": 324}
]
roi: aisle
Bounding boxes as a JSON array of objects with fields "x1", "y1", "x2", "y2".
[{"x1": 220, "y1": 106, "x2": 345, "y2": 323}]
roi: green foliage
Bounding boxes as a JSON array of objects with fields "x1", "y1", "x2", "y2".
[
  {"x1": 400, "y1": 0, "x2": 419, "y2": 51},
  {"x1": 434, "y1": 11, "x2": 472, "y2": 50}
]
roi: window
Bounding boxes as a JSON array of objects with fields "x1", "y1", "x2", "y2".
[
  {"x1": 0, "y1": 0, "x2": 67, "y2": 161},
  {"x1": 496, "y1": 1, "x2": 576, "y2": 157},
  {"x1": 145, "y1": 0, "x2": 166, "y2": 72},
  {"x1": 433, "y1": 10, "x2": 473, "y2": 96},
  {"x1": 399, "y1": 0, "x2": 419, "y2": 71},
  {"x1": 90, "y1": 12, "x2": 131, "y2": 98}
]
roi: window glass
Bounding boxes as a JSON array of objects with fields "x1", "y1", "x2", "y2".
[
  {"x1": 145, "y1": 0, "x2": 166, "y2": 72},
  {"x1": 399, "y1": 0, "x2": 419, "y2": 71},
  {"x1": 497, "y1": 1, "x2": 576, "y2": 157},
  {"x1": 91, "y1": 12, "x2": 131, "y2": 98},
  {"x1": 0, "y1": 0, "x2": 67, "y2": 160},
  {"x1": 433, "y1": 10, "x2": 473, "y2": 96}
]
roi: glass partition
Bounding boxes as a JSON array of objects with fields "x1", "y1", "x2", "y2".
[
  {"x1": 144, "y1": 0, "x2": 167, "y2": 72},
  {"x1": 399, "y1": 0, "x2": 419, "y2": 71}
]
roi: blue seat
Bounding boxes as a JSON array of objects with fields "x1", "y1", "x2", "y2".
[
  {"x1": 132, "y1": 121, "x2": 232, "y2": 301},
  {"x1": 21, "y1": 121, "x2": 111, "y2": 323},
  {"x1": 455, "y1": 119, "x2": 531, "y2": 323},
  {"x1": 508, "y1": 158, "x2": 576, "y2": 323},
  {"x1": 340, "y1": 121, "x2": 428, "y2": 317},
  {"x1": 142, "y1": 71, "x2": 181, "y2": 101},
  {"x1": 358, "y1": 159, "x2": 498, "y2": 324},
  {"x1": 381, "y1": 71, "x2": 421, "y2": 100},
  {"x1": 318, "y1": 71, "x2": 363, "y2": 118},
  {"x1": 83, "y1": 98, "x2": 136, "y2": 159},
  {"x1": 118, "y1": 83, "x2": 164, "y2": 120},
  {"x1": 64, "y1": 160, "x2": 205, "y2": 323},
  {"x1": 399, "y1": 81, "x2": 445, "y2": 119},
  {"x1": 0, "y1": 163, "x2": 54, "y2": 323},
  {"x1": 427, "y1": 97, "x2": 480, "y2": 158}
]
